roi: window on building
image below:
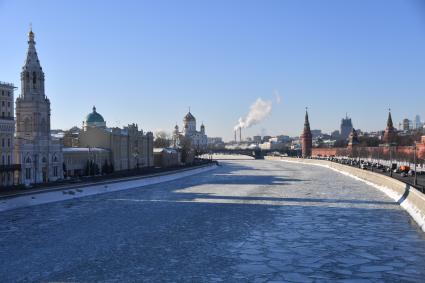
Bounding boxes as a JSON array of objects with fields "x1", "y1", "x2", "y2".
[
  {"x1": 33, "y1": 72, "x2": 37, "y2": 85},
  {"x1": 7, "y1": 91, "x2": 10, "y2": 97},
  {"x1": 7, "y1": 139, "x2": 10, "y2": 147},
  {"x1": 8, "y1": 112, "x2": 10, "y2": 117},
  {"x1": 26, "y1": 156, "x2": 32, "y2": 164},
  {"x1": 24, "y1": 118, "x2": 31, "y2": 132},
  {"x1": 1, "y1": 155, "x2": 4, "y2": 165},
  {"x1": 7, "y1": 155, "x2": 10, "y2": 165},
  {"x1": 25, "y1": 168, "x2": 31, "y2": 180},
  {"x1": 41, "y1": 118, "x2": 47, "y2": 133},
  {"x1": 1, "y1": 90, "x2": 3, "y2": 96},
  {"x1": 1, "y1": 138, "x2": 4, "y2": 147},
  {"x1": 53, "y1": 166, "x2": 58, "y2": 177},
  {"x1": 2, "y1": 101, "x2": 4, "y2": 106},
  {"x1": 7, "y1": 102, "x2": 10, "y2": 107}
]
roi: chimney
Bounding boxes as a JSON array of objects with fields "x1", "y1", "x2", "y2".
[
  {"x1": 234, "y1": 130, "x2": 237, "y2": 142},
  {"x1": 239, "y1": 127, "x2": 242, "y2": 142}
]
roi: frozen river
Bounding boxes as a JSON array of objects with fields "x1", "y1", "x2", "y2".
[{"x1": 1, "y1": 159, "x2": 425, "y2": 282}]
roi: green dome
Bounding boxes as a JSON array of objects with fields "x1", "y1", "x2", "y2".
[{"x1": 86, "y1": 106, "x2": 105, "y2": 123}]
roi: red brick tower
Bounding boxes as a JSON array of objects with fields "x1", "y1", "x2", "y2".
[
  {"x1": 383, "y1": 109, "x2": 397, "y2": 145},
  {"x1": 301, "y1": 108, "x2": 312, "y2": 157}
]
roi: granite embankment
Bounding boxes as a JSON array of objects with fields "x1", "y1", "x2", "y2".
[{"x1": 0, "y1": 164, "x2": 217, "y2": 212}]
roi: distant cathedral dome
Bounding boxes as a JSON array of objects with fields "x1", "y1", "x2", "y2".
[
  {"x1": 184, "y1": 111, "x2": 196, "y2": 121},
  {"x1": 84, "y1": 106, "x2": 106, "y2": 129}
]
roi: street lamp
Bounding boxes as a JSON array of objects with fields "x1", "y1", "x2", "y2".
[
  {"x1": 133, "y1": 152, "x2": 139, "y2": 169},
  {"x1": 389, "y1": 145, "x2": 393, "y2": 177},
  {"x1": 414, "y1": 143, "x2": 417, "y2": 186}
]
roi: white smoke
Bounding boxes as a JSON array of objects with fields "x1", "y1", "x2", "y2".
[{"x1": 234, "y1": 98, "x2": 273, "y2": 131}]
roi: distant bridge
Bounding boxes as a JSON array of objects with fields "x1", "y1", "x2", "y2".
[
  {"x1": 208, "y1": 148, "x2": 301, "y2": 159},
  {"x1": 207, "y1": 149, "x2": 265, "y2": 159}
]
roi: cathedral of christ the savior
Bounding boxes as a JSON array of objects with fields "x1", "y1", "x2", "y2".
[
  {"x1": 172, "y1": 110, "x2": 207, "y2": 152},
  {"x1": 14, "y1": 29, "x2": 63, "y2": 185}
]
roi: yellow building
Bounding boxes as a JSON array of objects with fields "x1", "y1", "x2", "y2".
[{"x1": 76, "y1": 106, "x2": 153, "y2": 171}]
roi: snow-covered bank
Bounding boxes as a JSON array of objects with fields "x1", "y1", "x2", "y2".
[
  {"x1": 0, "y1": 165, "x2": 217, "y2": 212},
  {"x1": 267, "y1": 157, "x2": 425, "y2": 233}
]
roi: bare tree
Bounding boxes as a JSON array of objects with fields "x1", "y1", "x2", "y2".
[
  {"x1": 154, "y1": 131, "x2": 171, "y2": 148},
  {"x1": 179, "y1": 136, "x2": 193, "y2": 164}
]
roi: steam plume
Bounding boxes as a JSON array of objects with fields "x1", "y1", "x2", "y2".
[{"x1": 234, "y1": 98, "x2": 272, "y2": 131}]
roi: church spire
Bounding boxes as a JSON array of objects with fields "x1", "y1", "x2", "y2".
[
  {"x1": 304, "y1": 107, "x2": 311, "y2": 132},
  {"x1": 301, "y1": 107, "x2": 312, "y2": 157},
  {"x1": 24, "y1": 26, "x2": 41, "y2": 71},
  {"x1": 387, "y1": 108, "x2": 394, "y2": 128},
  {"x1": 383, "y1": 108, "x2": 397, "y2": 145},
  {"x1": 21, "y1": 26, "x2": 45, "y2": 99}
]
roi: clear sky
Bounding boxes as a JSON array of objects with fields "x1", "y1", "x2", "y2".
[{"x1": 1, "y1": 0, "x2": 424, "y2": 141}]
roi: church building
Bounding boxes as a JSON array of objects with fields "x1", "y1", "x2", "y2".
[
  {"x1": 172, "y1": 110, "x2": 207, "y2": 151},
  {"x1": 14, "y1": 29, "x2": 63, "y2": 185}
]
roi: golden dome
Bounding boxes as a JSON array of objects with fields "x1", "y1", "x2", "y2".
[{"x1": 28, "y1": 28, "x2": 34, "y2": 41}]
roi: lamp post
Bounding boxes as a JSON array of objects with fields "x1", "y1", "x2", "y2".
[
  {"x1": 34, "y1": 154, "x2": 38, "y2": 184},
  {"x1": 389, "y1": 145, "x2": 393, "y2": 177},
  {"x1": 133, "y1": 152, "x2": 139, "y2": 170},
  {"x1": 414, "y1": 143, "x2": 417, "y2": 186}
]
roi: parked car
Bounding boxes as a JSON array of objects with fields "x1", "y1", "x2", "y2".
[{"x1": 399, "y1": 165, "x2": 410, "y2": 173}]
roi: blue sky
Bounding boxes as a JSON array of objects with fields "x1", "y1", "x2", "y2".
[{"x1": 0, "y1": 0, "x2": 424, "y2": 141}]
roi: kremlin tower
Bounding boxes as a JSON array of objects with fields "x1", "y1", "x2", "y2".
[
  {"x1": 301, "y1": 108, "x2": 312, "y2": 157},
  {"x1": 383, "y1": 109, "x2": 397, "y2": 145}
]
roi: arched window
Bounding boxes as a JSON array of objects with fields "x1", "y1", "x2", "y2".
[
  {"x1": 40, "y1": 118, "x2": 47, "y2": 133},
  {"x1": 24, "y1": 117, "x2": 31, "y2": 132},
  {"x1": 52, "y1": 155, "x2": 58, "y2": 162},
  {"x1": 42, "y1": 156, "x2": 47, "y2": 163}
]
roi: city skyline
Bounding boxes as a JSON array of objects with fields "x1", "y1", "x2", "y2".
[{"x1": 1, "y1": 0, "x2": 425, "y2": 141}]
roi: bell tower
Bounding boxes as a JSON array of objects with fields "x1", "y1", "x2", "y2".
[
  {"x1": 15, "y1": 27, "x2": 51, "y2": 140},
  {"x1": 14, "y1": 27, "x2": 63, "y2": 185}
]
